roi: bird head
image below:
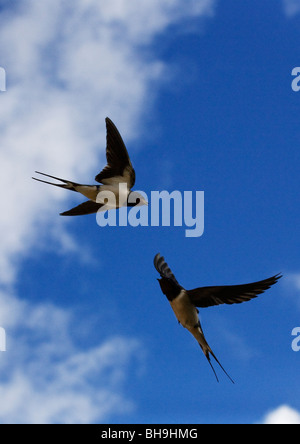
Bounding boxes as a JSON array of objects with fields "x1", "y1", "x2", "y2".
[
  {"x1": 127, "y1": 191, "x2": 148, "y2": 207},
  {"x1": 157, "y1": 277, "x2": 181, "y2": 301}
]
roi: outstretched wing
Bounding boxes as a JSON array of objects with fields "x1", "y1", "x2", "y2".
[
  {"x1": 154, "y1": 253, "x2": 181, "y2": 285},
  {"x1": 154, "y1": 253, "x2": 183, "y2": 299},
  {"x1": 187, "y1": 274, "x2": 282, "y2": 308},
  {"x1": 60, "y1": 200, "x2": 103, "y2": 216},
  {"x1": 95, "y1": 117, "x2": 135, "y2": 188}
]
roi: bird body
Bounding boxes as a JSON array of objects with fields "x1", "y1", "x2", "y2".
[
  {"x1": 74, "y1": 185, "x2": 99, "y2": 201},
  {"x1": 170, "y1": 289, "x2": 199, "y2": 330},
  {"x1": 33, "y1": 118, "x2": 147, "y2": 216},
  {"x1": 154, "y1": 253, "x2": 282, "y2": 383},
  {"x1": 169, "y1": 290, "x2": 213, "y2": 363}
]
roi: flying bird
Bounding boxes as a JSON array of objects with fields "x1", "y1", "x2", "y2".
[
  {"x1": 32, "y1": 117, "x2": 147, "y2": 216},
  {"x1": 154, "y1": 253, "x2": 282, "y2": 383}
]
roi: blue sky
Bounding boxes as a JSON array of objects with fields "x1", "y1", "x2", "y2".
[{"x1": 0, "y1": 0, "x2": 300, "y2": 424}]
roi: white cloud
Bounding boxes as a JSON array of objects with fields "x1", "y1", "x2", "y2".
[
  {"x1": 283, "y1": 0, "x2": 300, "y2": 16},
  {"x1": 0, "y1": 0, "x2": 216, "y2": 423},
  {"x1": 262, "y1": 405, "x2": 300, "y2": 425},
  {"x1": 0, "y1": 289, "x2": 142, "y2": 424},
  {"x1": 284, "y1": 272, "x2": 300, "y2": 310},
  {"x1": 0, "y1": 0, "x2": 215, "y2": 284},
  {"x1": 287, "y1": 273, "x2": 300, "y2": 290}
]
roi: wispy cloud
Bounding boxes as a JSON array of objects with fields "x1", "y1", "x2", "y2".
[
  {"x1": 262, "y1": 405, "x2": 300, "y2": 424},
  {"x1": 287, "y1": 273, "x2": 300, "y2": 290},
  {"x1": 208, "y1": 314, "x2": 259, "y2": 362},
  {"x1": 282, "y1": 0, "x2": 300, "y2": 16},
  {"x1": 0, "y1": 289, "x2": 142, "y2": 424},
  {"x1": 0, "y1": 0, "x2": 216, "y2": 284},
  {"x1": 0, "y1": 0, "x2": 216, "y2": 423},
  {"x1": 284, "y1": 272, "x2": 300, "y2": 310}
]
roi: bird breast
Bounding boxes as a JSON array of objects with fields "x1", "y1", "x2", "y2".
[
  {"x1": 170, "y1": 290, "x2": 199, "y2": 330},
  {"x1": 96, "y1": 184, "x2": 129, "y2": 208}
]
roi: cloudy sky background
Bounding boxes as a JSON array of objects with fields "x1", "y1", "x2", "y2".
[{"x1": 0, "y1": 0, "x2": 299, "y2": 424}]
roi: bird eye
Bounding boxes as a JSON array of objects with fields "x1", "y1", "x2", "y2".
[{"x1": 136, "y1": 198, "x2": 140, "y2": 204}]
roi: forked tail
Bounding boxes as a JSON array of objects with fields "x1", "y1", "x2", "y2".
[
  {"x1": 32, "y1": 171, "x2": 79, "y2": 192},
  {"x1": 201, "y1": 345, "x2": 235, "y2": 384}
]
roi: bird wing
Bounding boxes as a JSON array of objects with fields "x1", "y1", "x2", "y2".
[
  {"x1": 187, "y1": 274, "x2": 282, "y2": 308},
  {"x1": 60, "y1": 200, "x2": 103, "y2": 216},
  {"x1": 154, "y1": 253, "x2": 182, "y2": 289},
  {"x1": 95, "y1": 117, "x2": 136, "y2": 189}
]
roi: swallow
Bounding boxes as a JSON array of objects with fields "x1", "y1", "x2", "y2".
[
  {"x1": 32, "y1": 117, "x2": 148, "y2": 216},
  {"x1": 154, "y1": 253, "x2": 282, "y2": 383}
]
